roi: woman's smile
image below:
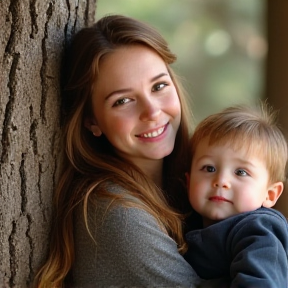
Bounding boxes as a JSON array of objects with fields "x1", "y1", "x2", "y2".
[{"x1": 136, "y1": 123, "x2": 168, "y2": 139}]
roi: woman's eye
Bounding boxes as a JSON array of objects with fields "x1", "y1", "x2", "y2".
[
  {"x1": 202, "y1": 165, "x2": 216, "y2": 172},
  {"x1": 113, "y1": 98, "x2": 130, "y2": 107},
  {"x1": 152, "y1": 83, "x2": 167, "y2": 92},
  {"x1": 235, "y1": 169, "x2": 248, "y2": 176}
]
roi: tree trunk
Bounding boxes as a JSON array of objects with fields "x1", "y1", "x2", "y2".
[{"x1": 0, "y1": 1, "x2": 96, "y2": 287}]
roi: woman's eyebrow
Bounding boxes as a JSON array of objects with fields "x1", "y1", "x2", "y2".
[
  {"x1": 150, "y1": 72, "x2": 168, "y2": 82},
  {"x1": 105, "y1": 73, "x2": 169, "y2": 100},
  {"x1": 105, "y1": 88, "x2": 132, "y2": 100}
]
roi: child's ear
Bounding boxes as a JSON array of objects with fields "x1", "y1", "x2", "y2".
[
  {"x1": 185, "y1": 172, "x2": 190, "y2": 189},
  {"x1": 84, "y1": 117, "x2": 102, "y2": 137},
  {"x1": 262, "y1": 182, "x2": 284, "y2": 208}
]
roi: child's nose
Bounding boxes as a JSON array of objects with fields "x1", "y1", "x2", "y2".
[{"x1": 213, "y1": 174, "x2": 231, "y2": 189}]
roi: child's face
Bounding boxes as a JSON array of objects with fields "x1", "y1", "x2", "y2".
[{"x1": 187, "y1": 137, "x2": 280, "y2": 226}]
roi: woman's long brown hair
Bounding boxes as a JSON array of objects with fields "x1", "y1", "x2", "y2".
[{"x1": 35, "y1": 14, "x2": 194, "y2": 288}]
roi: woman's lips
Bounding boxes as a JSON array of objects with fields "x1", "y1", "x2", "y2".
[{"x1": 135, "y1": 123, "x2": 167, "y2": 138}]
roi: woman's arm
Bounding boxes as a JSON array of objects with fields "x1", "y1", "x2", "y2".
[{"x1": 73, "y1": 199, "x2": 200, "y2": 287}]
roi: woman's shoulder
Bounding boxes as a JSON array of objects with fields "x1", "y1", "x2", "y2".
[
  {"x1": 73, "y1": 182, "x2": 199, "y2": 287},
  {"x1": 90, "y1": 180, "x2": 148, "y2": 209},
  {"x1": 74, "y1": 180, "x2": 180, "y2": 262},
  {"x1": 74, "y1": 181, "x2": 160, "y2": 237}
]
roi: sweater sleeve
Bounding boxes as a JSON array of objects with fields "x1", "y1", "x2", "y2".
[
  {"x1": 229, "y1": 210, "x2": 288, "y2": 288},
  {"x1": 73, "y1": 199, "x2": 200, "y2": 287}
]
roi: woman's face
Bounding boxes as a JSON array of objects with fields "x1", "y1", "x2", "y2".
[{"x1": 87, "y1": 45, "x2": 181, "y2": 167}]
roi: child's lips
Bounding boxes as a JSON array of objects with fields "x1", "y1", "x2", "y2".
[{"x1": 209, "y1": 196, "x2": 233, "y2": 204}]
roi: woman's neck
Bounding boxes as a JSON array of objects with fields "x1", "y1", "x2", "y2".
[
  {"x1": 136, "y1": 158, "x2": 163, "y2": 188},
  {"x1": 115, "y1": 150, "x2": 164, "y2": 187}
]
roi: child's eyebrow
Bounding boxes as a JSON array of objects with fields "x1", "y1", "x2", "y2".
[
  {"x1": 193, "y1": 155, "x2": 213, "y2": 163},
  {"x1": 194, "y1": 154, "x2": 258, "y2": 167},
  {"x1": 235, "y1": 158, "x2": 257, "y2": 167}
]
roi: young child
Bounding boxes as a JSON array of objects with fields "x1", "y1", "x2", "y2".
[{"x1": 185, "y1": 104, "x2": 288, "y2": 287}]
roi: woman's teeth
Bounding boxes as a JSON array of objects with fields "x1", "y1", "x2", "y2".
[{"x1": 143, "y1": 126, "x2": 165, "y2": 138}]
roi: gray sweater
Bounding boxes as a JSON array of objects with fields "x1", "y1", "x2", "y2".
[{"x1": 72, "y1": 185, "x2": 200, "y2": 287}]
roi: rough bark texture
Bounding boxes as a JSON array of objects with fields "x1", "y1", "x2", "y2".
[
  {"x1": 0, "y1": 1, "x2": 96, "y2": 287},
  {"x1": 266, "y1": 0, "x2": 288, "y2": 218}
]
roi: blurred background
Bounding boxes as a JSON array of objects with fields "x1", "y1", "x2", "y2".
[
  {"x1": 95, "y1": 0, "x2": 288, "y2": 217},
  {"x1": 95, "y1": 0, "x2": 266, "y2": 124}
]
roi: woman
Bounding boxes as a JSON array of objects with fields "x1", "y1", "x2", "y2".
[{"x1": 36, "y1": 14, "x2": 199, "y2": 287}]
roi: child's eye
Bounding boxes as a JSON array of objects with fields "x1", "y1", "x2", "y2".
[
  {"x1": 201, "y1": 165, "x2": 216, "y2": 173},
  {"x1": 235, "y1": 169, "x2": 249, "y2": 176},
  {"x1": 152, "y1": 83, "x2": 167, "y2": 92},
  {"x1": 113, "y1": 98, "x2": 130, "y2": 107}
]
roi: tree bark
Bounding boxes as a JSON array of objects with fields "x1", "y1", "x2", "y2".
[{"x1": 0, "y1": 1, "x2": 96, "y2": 287}]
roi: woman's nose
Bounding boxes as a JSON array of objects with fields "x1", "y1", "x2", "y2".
[{"x1": 139, "y1": 97, "x2": 161, "y2": 121}]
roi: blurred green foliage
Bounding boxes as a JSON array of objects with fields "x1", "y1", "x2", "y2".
[{"x1": 96, "y1": 0, "x2": 266, "y2": 123}]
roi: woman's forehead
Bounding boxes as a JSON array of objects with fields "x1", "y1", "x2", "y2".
[{"x1": 93, "y1": 45, "x2": 168, "y2": 94}]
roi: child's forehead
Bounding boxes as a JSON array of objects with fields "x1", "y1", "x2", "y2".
[{"x1": 196, "y1": 136, "x2": 265, "y2": 159}]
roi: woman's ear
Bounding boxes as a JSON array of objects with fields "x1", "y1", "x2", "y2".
[
  {"x1": 262, "y1": 182, "x2": 284, "y2": 208},
  {"x1": 84, "y1": 117, "x2": 102, "y2": 137}
]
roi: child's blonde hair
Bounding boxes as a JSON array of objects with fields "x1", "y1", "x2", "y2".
[{"x1": 190, "y1": 103, "x2": 288, "y2": 184}]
